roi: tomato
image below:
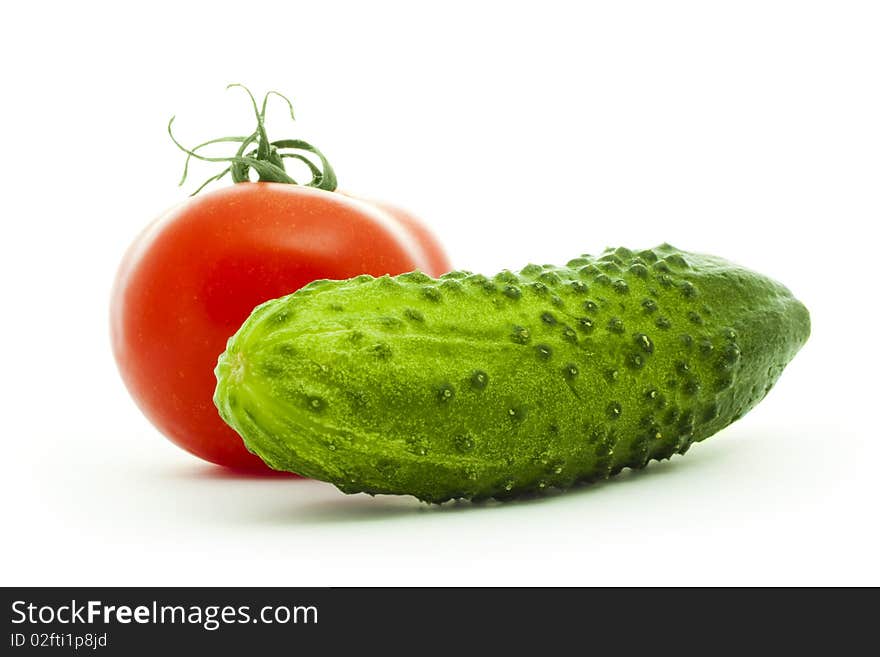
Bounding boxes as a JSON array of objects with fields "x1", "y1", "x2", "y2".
[
  {"x1": 111, "y1": 182, "x2": 450, "y2": 470},
  {"x1": 348, "y1": 196, "x2": 451, "y2": 277}
]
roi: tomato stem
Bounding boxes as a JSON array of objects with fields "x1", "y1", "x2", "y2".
[{"x1": 169, "y1": 84, "x2": 338, "y2": 195}]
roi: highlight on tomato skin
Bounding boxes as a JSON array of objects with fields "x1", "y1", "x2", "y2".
[
  {"x1": 110, "y1": 86, "x2": 452, "y2": 471},
  {"x1": 348, "y1": 195, "x2": 452, "y2": 277}
]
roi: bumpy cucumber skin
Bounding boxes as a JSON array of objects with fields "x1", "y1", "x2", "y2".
[{"x1": 214, "y1": 245, "x2": 810, "y2": 503}]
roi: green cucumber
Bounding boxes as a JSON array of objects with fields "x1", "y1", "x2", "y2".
[{"x1": 214, "y1": 244, "x2": 810, "y2": 502}]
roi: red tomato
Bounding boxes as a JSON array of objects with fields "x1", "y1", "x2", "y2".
[{"x1": 111, "y1": 182, "x2": 450, "y2": 470}]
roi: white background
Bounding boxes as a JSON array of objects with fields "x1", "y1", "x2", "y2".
[{"x1": 2, "y1": 1, "x2": 877, "y2": 586}]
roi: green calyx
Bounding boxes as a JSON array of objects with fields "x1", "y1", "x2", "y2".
[{"x1": 168, "y1": 84, "x2": 337, "y2": 196}]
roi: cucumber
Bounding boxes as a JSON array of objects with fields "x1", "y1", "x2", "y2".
[{"x1": 214, "y1": 244, "x2": 810, "y2": 502}]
